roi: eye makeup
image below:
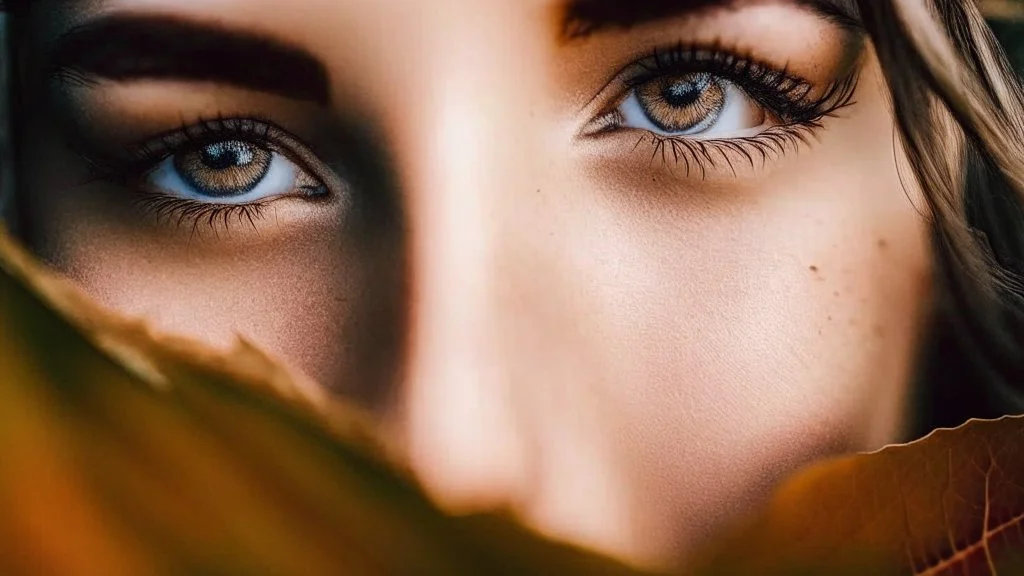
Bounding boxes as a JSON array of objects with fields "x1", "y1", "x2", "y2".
[
  {"x1": 80, "y1": 117, "x2": 329, "y2": 194},
  {"x1": 59, "y1": 113, "x2": 341, "y2": 234},
  {"x1": 621, "y1": 43, "x2": 857, "y2": 130},
  {"x1": 581, "y1": 41, "x2": 861, "y2": 178}
]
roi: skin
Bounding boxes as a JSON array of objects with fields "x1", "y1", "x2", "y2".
[{"x1": 16, "y1": 0, "x2": 933, "y2": 569}]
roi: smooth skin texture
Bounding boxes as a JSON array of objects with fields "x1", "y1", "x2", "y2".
[{"x1": 17, "y1": 0, "x2": 932, "y2": 568}]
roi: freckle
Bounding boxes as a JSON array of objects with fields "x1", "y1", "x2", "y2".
[
  {"x1": 809, "y1": 265, "x2": 819, "y2": 273},
  {"x1": 872, "y1": 324, "x2": 885, "y2": 339},
  {"x1": 827, "y1": 315, "x2": 833, "y2": 321},
  {"x1": 877, "y1": 238, "x2": 889, "y2": 250},
  {"x1": 833, "y1": 291, "x2": 840, "y2": 297}
]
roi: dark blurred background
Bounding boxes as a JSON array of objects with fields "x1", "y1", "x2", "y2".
[
  {"x1": 992, "y1": 22, "x2": 1024, "y2": 71},
  {"x1": 991, "y1": 22, "x2": 1024, "y2": 71},
  {"x1": 988, "y1": 0, "x2": 1024, "y2": 72}
]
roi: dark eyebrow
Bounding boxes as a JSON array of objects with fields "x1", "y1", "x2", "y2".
[
  {"x1": 561, "y1": 0, "x2": 862, "y2": 40},
  {"x1": 45, "y1": 14, "x2": 332, "y2": 104}
]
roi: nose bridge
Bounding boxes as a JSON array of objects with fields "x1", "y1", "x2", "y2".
[{"x1": 391, "y1": 3, "x2": 543, "y2": 507}]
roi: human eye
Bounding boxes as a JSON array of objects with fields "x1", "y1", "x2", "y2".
[
  {"x1": 84, "y1": 117, "x2": 333, "y2": 231},
  {"x1": 584, "y1": 43, "x2": 860, "y2": 176},
  {"x1": 619, "y1": 71, "x2": 764, "y2": 138}
]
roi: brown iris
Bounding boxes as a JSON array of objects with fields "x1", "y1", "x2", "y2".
[
  {"x1": 635, "y1": 73, "x2": 726, "y2": 134},
  {"x1": 173, "y1": 140, "x2": 273, "y2": 197}
]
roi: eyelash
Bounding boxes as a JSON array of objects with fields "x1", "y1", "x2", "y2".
[
  {"x1": 134, "y1": 191, "x2": 271, "y2": 237},
  {"x1": 84, "y1": 116, "x2": 278, "y2": 179},
  {"x1": 77, "y1": 116, "x2": 314, "y2": 233},
  {"x1": 596, "y1": 42, "x2": 860, "y2": 177}
]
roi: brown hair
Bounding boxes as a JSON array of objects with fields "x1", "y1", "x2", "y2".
[
  {"x1": 3, "y1": 0, "x2": 1023, "y2": 435},
  {"x1": 854, "y1": 0, "x2": 1024, "y2": 434}
]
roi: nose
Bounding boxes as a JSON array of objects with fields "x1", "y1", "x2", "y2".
[
  {"x1": 397, "y1": 113, "x2": 532, "y2": 509},
  {"x1": 373, "y1": 5, "x2": 636, "y2": 559},
  {"x1": 387, "y1": 7, "x2": 540, "y2": 511}
]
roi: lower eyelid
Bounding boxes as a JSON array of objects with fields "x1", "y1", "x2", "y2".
[{"x1": 584, "y1": 122, "x2": 825, "y2": 181}]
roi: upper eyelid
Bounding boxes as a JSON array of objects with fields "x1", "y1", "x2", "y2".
[
  {"x1": 576, "y1": 44, "x2": 797, "y2": 126},
  {"x1": 74, "y1": 116, "x2": 340, "y2": 193},
  {"x1": 122, "y1": 118, "x2": 315, "y2": 177},
  {"x1": 132, "y1": 118, "x2": 279, "y2": 157},
  {"x1": 620, "y1": 44, "x2": 814, "y2": 92},
  {"x1": 577, "y1": 45, "x2": 836, "y2": 139},
  {"x1": 628, "y1": 49, "x2": 845, "y2": 120}
]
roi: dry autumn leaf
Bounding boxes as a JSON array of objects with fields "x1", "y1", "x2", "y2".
[
  {"x1": 686, "y1": 416, "x2": 1024, "y2": 575},
  {"x1": 0, "y1": 226, "x2": 649, "y2": 576}
]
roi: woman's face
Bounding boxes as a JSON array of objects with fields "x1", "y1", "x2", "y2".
[{"x1": 17, "y1": 0, "x2": 932, "y2": 568}]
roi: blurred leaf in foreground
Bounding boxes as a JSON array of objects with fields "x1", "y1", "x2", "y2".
[
  {"x1": 687, "y1": 415, "x2": 1024, "y2": 575},
  {"x1": 0, "y1": 226, "x2": 648, "y2": 575}
]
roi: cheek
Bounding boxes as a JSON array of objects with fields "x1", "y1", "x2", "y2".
[
  {"x1": 556, "y1": 66, "x2": 932, "y2": 558},
  {"x1": 558, "y1": 200, "x2": 931, "y2": 558}
]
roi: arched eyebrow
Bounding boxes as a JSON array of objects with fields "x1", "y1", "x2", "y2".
[
  {"x1": 43, "y1": 14, "x2": 332, "y2": 105},
  {"x1": 560, "y1": 0, "x2": 861, "y2": 41}
]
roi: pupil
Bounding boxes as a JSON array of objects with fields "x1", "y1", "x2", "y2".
[
  {"x1": 662, "y1": 74, "x2": 711, "y2": 108},
  {"x1": 200, "y1": 141, "x2": 255, "y2": 171}
]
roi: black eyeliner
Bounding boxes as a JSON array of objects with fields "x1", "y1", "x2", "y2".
[
  {"x1": 584, "y1": 40, "x2": 863, "y2": 179},
  {"x1": 623, "y1": 41, "x2": 860, "y2": 125},
  {"x1": 74, "y1": 116, "x2": 290, "y2": 186}
]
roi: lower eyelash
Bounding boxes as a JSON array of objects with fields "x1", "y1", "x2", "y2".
[
  {"x1": 131, "y1": 191, "x2": 271, "y2": 238},
  {"x1": 635, "y1": 122, "x2": 824, "y2": 179}
]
